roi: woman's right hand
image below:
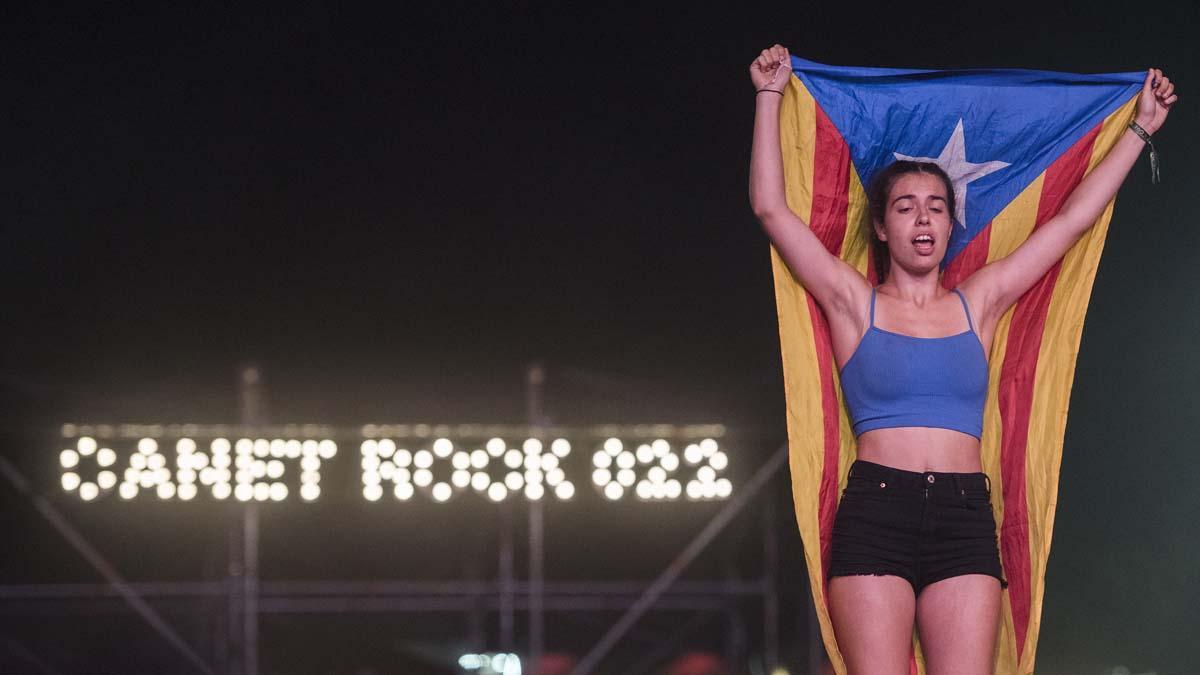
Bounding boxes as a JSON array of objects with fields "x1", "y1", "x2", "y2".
[{"x1": 749, "y1": 44, "x2": 792, "y2": 93}]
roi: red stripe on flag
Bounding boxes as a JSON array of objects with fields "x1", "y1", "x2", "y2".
[
  {"x1": 942, "y1": 221, "x2": 992, "y2": 289},
  {"x1": 997, "y1": 124, "x2": 1100, "y2": 660},
  {"x1": 809, "y1": 103, "x2": 851, "y2": 589}
]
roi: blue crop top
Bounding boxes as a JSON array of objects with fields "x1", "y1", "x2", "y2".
[{"x1": 839, "y1": 288, "x2": 988, "y2": 439}]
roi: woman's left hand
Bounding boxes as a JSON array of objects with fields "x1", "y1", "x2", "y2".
[{"x1": 1136, "y1": 67, "x2": 1177, "y2": 134}]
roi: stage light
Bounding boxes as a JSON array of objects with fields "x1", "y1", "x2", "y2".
[
  {"x1": 504, "y1": 450, "x2": 523, "y2": 469},
  {"x1": 539, "y1": 454, "x2": 558, "y2": 471},
  {"x1": 555, "y1": 481, "x2": 575, "y2": 500},
  {"x1": 394, "y1": 449, "x2": 412, "y2": 468},
  {"x1": 686, "y1": 480, "x2": 702, "y2": 500},
  {"x1": 394, "y1": 483, "x2": 414, "y2": 500},
  {"x1": 317, "y1": 440, "x2": 337, "y2": 459},
  {"x1": 157, "y1": 482, "x2": 176, "y2": 500},
  {"x1": 178, "y1": 483, "x2": 198, "y2": 501},
  {"x1": 253, "y1": 483, "x2": 270, "y2": 501},
  {"x1": 698, "y1": 466, "x2": 716, "y2": 483},
  {"x1": 523, "y1": 438, "x2": 542, "y2": 455},
  {"x1": 486, "y1": 437, "x2": 506, "y2": 457},
  {"x1": 361, "y1": 440, "x2": 378, "y2": 457},
  {"x1": 524, "y1": 469, "x2": 543, "y2": 485},
  {"x1": 125, "y1": 468, "x2": 140, "y2": 483},
  {"x1": 285, "y1": 440, "x2": 302, "y2": 458},
  {"x1": 362, "y1": 471, "x2": 381, "y2": 487},
  {"x1": 546, "y1": 468, "x2": 564, "y2": 486},
  {"x1": 636, "y1": 480, "x2": 653, "y2": 500},
  {"x1": 131, "y1": 453, "x2": 147, "y2": 470},
  {"x1": 139, "y1": 471, "x2": 156, "y2": 488},
  {"x1": 710, "y1": 451, "x2": 728, "y2": 471},
  {"x1": 378, "y1": 439, "x2": 396, "y2": 457},
  {"x1": 616, "y1": 452, "x2": 635, "y2": 470},
  {"x1": 266, "y1": 460, "x2": 284, "y2": 479},
  {"x1": 190, "y1": 452, "x2": 208, "y2": 469},
  {"x1": 97, "y1": 448, "x2": 116, "y2": 467},
  {"x1": 200, "y1": 468, "x2": 217, "y2": 485},
  {"x1": 432, "y1": 482, "x2": 452, "y2": 502},
  {"x1": 661, "y1": 453, "x2": 679, "y2": 472},
  {"x1": 60, "y1": 450, "x2": 79, "y2": 469},
  {"x1": 648, "y1": 466, "x2": 666, "y2": 484},
  {"x1": 301, "y1": 440, "x2": 318, "y2": 457},
  {"x1": 213, "y1": 454, "x2": 231, "y2": 469},
  {"x1": 301, "y1": 471, "x2": 321, "y2": 485},
  {"x1": 177, "y1": 438, "x2": 197, "y2": 454},
  {"x1": 716, "y1": 478, "x2": 732, "y2": 498},
  {"x1": 269, "y1": 483, "x2": 287, "y2": 501},
  {"x1": 684, "y1": 444, "x2": 702, "y2": 464},
  {"x1": 211, "y1": 438, "x2": 231, "y2": 454},
  {"x1": 665, "y1": 479, "x2": 682, "y2": 499},
  {"x1": 147, "y1": 454, "x2": 166, "y2": 471},
  {"x1": 652, "y1": 439, "x2": 670, "y2": 457},
  {"x1": 604, "y1": 482, "x2": 623, "y2": 500},
  {"x1": 700, "y1": 438, "x2": 718, "y2": 456},
  {"x1": 452, "y1": 451, "x2": 471, "y2": 470},
  {"x1": 269, "y1": 439, "x2": 286, "y2": 458},
  {"x1": 300, "y1": 483, "x2": 320, "y2": 501},
  {"x1": 414, "y1": 450, "x2": 433, "y2": 469},
  {"x1": 452, "y1": 470, "x2": 471, "y2": 488},
  {"x1": 471, "y1": 449, "x2": 489, "y2": 469},
  {"x1": 393, "y1": 467, "x2": 411, "y2": 484},
  {"x1": 364, "y1": 484, "x2": 383, "y2": 501},
  {"x1": 525, "y1": 482, "x2": 544, "y2": 501},
  {"x1": 413, "y1": 469, "x2": 433, "y2": 487},
  {"x1": 505, "y1": 472, "x2": 524, "y2": 491},
  {"x1": 235, "y1": 484, "x2": 253, "y2": 501},
  {"x1": 176, "y1": 468, "x2": 197, "y2": 485},
  {"x1": 487, "y1": 483, "x2": 507, "y2": 502},
  {"x1": 378, "y1": 461, "x2": 395, "y2": 480},
  {"x1": 592, "y1": 450, "x2": 612, "y2": 469},
  {"x1": 235, "y1": 455, "x2": 252, "y2": 470},
  {"x1": 617, "y1": 469, "x2": 635, "y2": 487},
  {"x1": 253, "y1": 439, "x2": 269, "y2": 458},
  {"x1": 62, "y1": 472, "x2": 80, "y2": 491},
  {"x1": 119, "y1": 482, "x2": 138, "y2": 500},
  {"x1": 471, "y1": 471, "x2": 491, "y2": 491},
  {"x1": 592, "y1": 469, "x2": 611, "y2": 486},
  {"x1": 251, "y1": 460, "x2": 267, "y2": 479},
  {"x1": 433, "y1": 438, "x2": 454, "y2": 458},
  {"x1": 235, "y1": 439, "x2": 253, "y2": 455},
  {"x1": 137, "y1": 438, "x2": 156, "y2": 455},
  {"x1": 551, "y1": 438, "x2": 570, "y2": 457},
  {"x1": 636, "y1": 445, "x2": 654, "y2": 464},
  {"x1": 361, "y1": 455, "x2": 380, "y2": 472},
  {"x1": 80, "y1": 482, "x2": 99, "y2": 501}
]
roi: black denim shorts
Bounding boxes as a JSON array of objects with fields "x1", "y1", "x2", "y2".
[{"x1": 829, "y1": 459, "x2": 1007, "y2": 594}]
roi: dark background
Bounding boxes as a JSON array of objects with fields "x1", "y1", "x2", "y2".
[{"x1": 2, "y1": 2, "x2": 1198, "y2": 674}]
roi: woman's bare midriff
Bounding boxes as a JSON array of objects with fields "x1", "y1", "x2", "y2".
[{"x1": 855, "y1": 426, "x2": 983, "y2": 473}]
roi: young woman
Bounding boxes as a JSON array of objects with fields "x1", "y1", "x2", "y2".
[{"x1": 748, "y1": 44, "x2": 1176, "y2": 674}]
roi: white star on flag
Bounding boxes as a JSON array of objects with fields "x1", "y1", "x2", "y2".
[{"x1": 894, "y1": 119, "x2": 1010, "y2": 229}]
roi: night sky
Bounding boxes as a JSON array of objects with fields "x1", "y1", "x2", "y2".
[{"x1": 2, "y1": 2, "x2": 1198, "y2": 674}]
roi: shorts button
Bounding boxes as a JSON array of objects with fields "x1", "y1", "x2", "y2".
[{"x1": 926, "y1": 474, "x2": 935, "y2": 484}]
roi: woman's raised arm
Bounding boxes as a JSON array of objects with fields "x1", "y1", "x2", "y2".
[{"x1": 749, "y1": 45, "x2": 867, "y2": 319}]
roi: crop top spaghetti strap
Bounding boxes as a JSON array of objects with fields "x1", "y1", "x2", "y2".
[{"x1": 838, "y1": 287, "x2": 989, "y2": 439}]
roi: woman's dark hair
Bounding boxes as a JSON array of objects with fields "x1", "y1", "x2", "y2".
[{"x1": 865, "y1": 160, "x2": 956, "y2": 282}]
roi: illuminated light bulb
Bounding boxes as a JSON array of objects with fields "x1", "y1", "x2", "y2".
[
  {"x1": 652, "y1": 439, "x2": 670, "y2": 457},
  {"x1": 97, "y1": 448, "x2": 116, "y2": 467},
  {"x1": 80, "y1": 482, "x2": 99, "y2": 501},
  {"x1": 301, "y1": 471, "x2": 321, "y2": 485},
  {"x1": 124, "y1": 468, "x2": 140, "y2": 483},
  {"x1": 636, "y1": 480, "x2": 653, "y2": 500},
  {"x1": 300, "y1": 483, "x2": 320, "y2": 501},
  {"x1": 471, "y1": 471, "x2": 491, "y2": 491},
  {"x1": 60, "y1": 450, "x2": 80, "y2": 469},
  {"x1": 235, "y1": 455, "x2": 252, "y2": 470},
  {"x1": 486, "y1": 437, "x2": 506, "y2": 457},
  {"x1": 413, "y1": 469, "x2": 433, "y2": 487},
  {"x1": 269, "y1": 483, "x2": 288, "y2": 501},
  {"x1": 269, "y1": 439, "x2": 286, "y2": 458},
  {"x1": 148, "y1": 454, "x2": 166, "y2": 471},
  {"x1": 131, "y1": 453, "x2": 147, "y2": 470},
  {"x1": 604, "y1": 482, "x2": 624, "y2": 500},
  {"x1": 119, "y1": 482, "x2": 138, "y2": 500},
  {"x1": 394, "y1": 482, "x2": 414, "y2": 500},
  {"x1": 710, "y1": 451, "x2": 728, "y2": 471},
  {"x1": 251, "y1": 460, "x2": 267, "y2": 479},
  {"x1": 652, "y1": 483, "x2": 667, "y2": 500},
  {"x1": 218, "y1": 469, "x2": 232, "y2": 483},
  {"x1": 253, "y1": 439, "x2": 270, "y2": 457},
  {"x1": 636, "y1": 445, "x2": 654, "y2": 464},
  {"x1": 592, "y1": 469, "x2": 611, "y2": 486},
  {"x1": 523, "y1": 438, "x2": 542, "y2": 455},
  {"x1": 378, "y1": 439, "x2": 396, "y2": 457},
  {"x1": 190, "y1": 453, "x2": 209, "y2": 469},
  {"x1": 592, "y1": 451, "x2": 612, "y2": 469},
  {"x1": 470, "y1": 449, "x2": 489, "y2": 469},
  {"x1": 505, "y1": 471, "x2": 525, "y2": 491},
  {"x1": 522, "y1": 454, "x2": 539, "y2": 471},
  {"x1": 487, "y1": 483, "x2": 508, "y2": 502},
  {"x1": 136, "y1": 438, "x2": 156, "y2": 455},
  {"x1": 555, "y1": 481, "x2": 575, "y2": 500},
  {"x1": 200, "y1": 468, "x2": 217, "y2": 485},
  {"x1": 504, "y1": 450, "x2": 523, "y2": 469},
  {"x1": 178, "y1": 483, "x2": 198, "y2": 501},
  {"x1": 452, "y1": 469, "x2": 471, "y2": 488},
  {"x1": 698, "y1": 466, "x2": 716, "y2": 483},
  {"x1": 546, "y1": 468, "x2": 565, "y2": 486},
  {"x1": 300, "y1": 456, "x2": 319, "y2": 472},
  {"x1": 235, "y1": 470, "x2": 252, "y2": 485},
  {"x1": 665, "y1": 479, "x2": 682, "y2": 500},
  {"x1": 616, "y1": 452, "x2": 635, "y2": 470},
  {"x1": 211, "y1": 438, "x2": 231, "y2": 454},
  {"x1": 431, "y1": 482, "x2": 453, "y2": 502},
  {"x1": 301, "y1": 440, "x2": 319, "y2": 456},
  {"x1": 254, "y1": 483, "x2": 270, "y2": 501},
  {"x1": 379, "y1": 462, "x2": 396, "y2": 481},
  {"x1": 139, "y1": 472, "x2": 157, "y2": 489},
  {"x1": 213, "y1": 482, "x2": 232, "y2": 500},
  {"x1": 362, "y1": 471, "x2": 381, "y2": 487},
  {"x1": 265, "y1": 460, "x2": 283, "y2": 479},
  {"x1": 661, "y1": 453, "x2": 679, "y2": 472},
  {"x1": 78, "y1": 437, "x2": 99, "y2": 455},
  {"x1": 414, "y1": 450, "x2": 433, "y2": 469},
  {"x1": 539, "y1": 454, "x2": 559, "y2": 471},
  {"x1": 155, "y1": 468, "x2": 171, "y2": 484},
  {"x1": 716, "y1": 478, "x2": 733, "y2": 498},
  {"x1": 157, "y1": 482, "x2": 176, "y2": 500},
  {"x1": 551, "y1": 438, "x2": 571, "y2": 457},
  {"x1": 235, "y1": 438, "x2": 253, "y2": 455},
  {"x1": 317, "y1": 440, "x2": 337, "y2": 459},
  {"x1": 648, "y1": 466, "x2": 667, "y2": 484},
  {"x1": 363, "y1": 484, "x2": 383, "y2": 501},
  {"x1": 433, "y1": 438, "x2": 454, "y2": 458},
  {"x1": 361, "y1": 455, "x2": 380, "y2": 472},
  {"x1": 285, "y1": 440, "x2": 302, "y2": 458},
  {"x1": 177, "y1": 438, "x2": 197, "y2": 454},
  {"x1": 176, "y1": 468, "x2": 197, "y2": 485},
  {"x1": 700, "y1": 438, "x2": 718, "y2": 456},
  {"x1": 61, "y1": 472, "x2": 81, "y2": 491},
  {"x1": 394, "y1": 468, "x2": 411, "y2": 484},
  {"x1": 452, "y1": 452, "x2": 471, "y2": 470},
  {"x1": 361, "y1": 440, "x2": 379, "y2": 457},
  {"x1": 394, "y1": 449, "x2": 412, "y2": 468},
  {"x1": 525, "y1": 469, "x2": 543, "y2": 485},
  {"x1": 617, "y1": 469, "x2": 635, "y2": 487},
  {"x1": 525, "y1": 482, "x2": 545, "y2": 501},
  {"x1": 686, "y1": 480, "x2": 702, "y2": 500},
  {"x1": 603, "y1": 438, "x2": 622, "y2": 455},
  {"x1": 213, "y1": 454, "x2": 231, "y2": 469}
]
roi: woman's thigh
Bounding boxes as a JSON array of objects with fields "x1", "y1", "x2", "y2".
[
  {"x1": 916, "y1": 574, "x2": 1001, "y2": 675},
  {"x1": 829, "y1": 574, "x2": 916, "y2": 675}
]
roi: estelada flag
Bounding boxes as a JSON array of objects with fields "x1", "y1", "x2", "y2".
[{"x1": 770, "y1": 58, "x2": 1143, "y2": 674}]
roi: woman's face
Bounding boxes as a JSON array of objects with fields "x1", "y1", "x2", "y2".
[{"x1": 875, "y1": 172, "x2": 953, "y2": 276}]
